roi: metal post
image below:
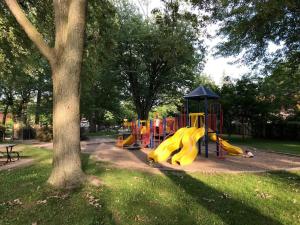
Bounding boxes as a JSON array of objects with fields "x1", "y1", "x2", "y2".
[
  {"x1": 163, "y1": 117, "x2": 166, "y2": 139},
  {"x1": 198, "y1": 100, "x2": 201, "y2": 155},
  {"x1": 186, "y1": 99, "x2": 189, "y2": 127},
  {"x1": 216, "y1": 131, "x2": 219, "y2": 157},
  {"x1": 150, "y1": 119, "x2": 153, "y2": 148},
  {"x1": 215, "y1": 104, "x2": 219, "y2": 156},
  {"x1": 204, "y1": 97, "x2": 209, "y2": 158}
]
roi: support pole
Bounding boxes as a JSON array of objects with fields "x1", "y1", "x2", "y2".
[
  {"x1": 150, "y1": 119, "x2": 153, "y2": 148},
  {"x1": 204, "y1": 97, "x2": 209, "y2": 158},
  {"x1": 198, "y1": 100, "x2": 201, "y2": 155},
  {"x1": 186, "y1": 99, "x2": 189, "y2": 127},
  {"x1": 163, "y1": 117, "x2": 166, "y2": 139}
]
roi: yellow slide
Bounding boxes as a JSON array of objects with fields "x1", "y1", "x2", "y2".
[
  {"x1": 148, "y1": 127, "x2": 187, "y2": 162},
  {"x1": 171, "y1": 127, "x2": 205, "y2": 166},
  {"x1": 122, "y1": 134, "x2": 135, "y2": 146},
  {"x1": 209, "y1": 132, "x2": 243, "y2": 155}
]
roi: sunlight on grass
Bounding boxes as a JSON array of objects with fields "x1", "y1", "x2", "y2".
[
  {"x1": 223, "y1": 135, "x2": 300, "y2": 155},
  {"x1": 283, "y1": 144, "x2": 299, "y2": 147},
  {"x1": 0, "y1": 146, "x2": 299, "y2": 225}
]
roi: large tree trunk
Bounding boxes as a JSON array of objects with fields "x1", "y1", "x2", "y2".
[
  {"x1": 48, "y1": 62, "x2": 83, "y2": 188},
  {"x1": 5, "y1": 0, "x2": 87, "y2": 189},
  {"x1": 47, "y1": 0, "x2": 86, "y2": 188}
]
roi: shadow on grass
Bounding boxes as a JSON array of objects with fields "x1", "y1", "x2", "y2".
[
  {"x1": 266, "y1": 170, "x2": 300, "y2": 186},
  {"x1": 128, "y1": 149, "x2": 283, "y2": 225},
  {"x1": 0, "y1": 149, "x2": 118, "y2": 225}
]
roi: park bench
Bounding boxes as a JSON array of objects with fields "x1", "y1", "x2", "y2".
[{"x1": 0, "y1": 144, "x2": 19, "y2": 163}]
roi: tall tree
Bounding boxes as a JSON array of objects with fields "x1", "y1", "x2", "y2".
[
  {"x1": 4, "y1": 0, "x2": 87, "y2": 188},
  {"x1": 81, "y1": 0, "x2": 122, "y2": 130},
  {"x1": 189, "y1": 0, "x2": 300, "y2": 117},
  {"x1": 189, "y1": 0, "x2": 300, "y2": 67},
  {"x1": 115, "y1": 2, "x2": 204, "y2": 119}
]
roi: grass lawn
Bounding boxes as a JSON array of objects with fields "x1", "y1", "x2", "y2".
[
  {"x1": 223, "y1": 135, "x2": 300, "y2": 155},
  {"x1": 0, "y1": 146, "x2": 299, "y2": 225}
]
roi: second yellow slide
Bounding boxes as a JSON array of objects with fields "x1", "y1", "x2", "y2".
[
  {"x1": 209, "y1": 132, "x2": 243, "y2": 155},
  {"x1": 148, "y1": 127, "x2": 187, "y2": 162},
  {"x1": 171, "y1": 127, "x2": 205, "y2": 166}
]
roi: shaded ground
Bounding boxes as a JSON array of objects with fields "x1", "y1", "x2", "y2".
[
  {"x1": 0, "y1": 158, "x2": 34, "y2": 171},
  {"x1": 33, "y1": 137, "x2": 300, "y2": 174}
]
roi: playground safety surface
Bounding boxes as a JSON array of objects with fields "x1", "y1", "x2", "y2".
[{"x1": 79, "y1": 137, "x2": 300, "y2": 174}]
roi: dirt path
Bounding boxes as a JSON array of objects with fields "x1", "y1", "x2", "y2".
[{"x1": 0, "y1": 158, "x2": 34, "y2": 171}]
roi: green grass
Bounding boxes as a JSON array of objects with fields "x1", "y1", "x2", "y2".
[
  {"x1": 223, "y1": 135, "x2": 300, "y2": 155},
  {"x1": 0, "y1": 146, "x2": 299, "y2": 225}
]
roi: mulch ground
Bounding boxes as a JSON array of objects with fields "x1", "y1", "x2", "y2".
[
  {"x1": 81, "y1": 138, "x2": 300, "y2": 174},
  {"x1": 20, "y1": 137, "x2": 300, "y2": 174}
]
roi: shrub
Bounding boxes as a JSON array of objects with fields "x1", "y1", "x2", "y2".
[{"x1": 35, "y1": 125, "x2": 53, "y2": 142}]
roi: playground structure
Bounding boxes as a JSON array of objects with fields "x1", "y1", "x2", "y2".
[
  {"x1": 116, "y1": 117, "x2": 179, "y2": 149},
  {"x1": 116, "y1": 86, "x2": 243, "y2": 165}
]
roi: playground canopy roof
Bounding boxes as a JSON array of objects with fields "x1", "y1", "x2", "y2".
[{"x1": 184, "y1": 85, "x2": 220, "y2": 100}]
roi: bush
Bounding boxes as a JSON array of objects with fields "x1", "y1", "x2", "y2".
[
  {"x1": 13, "y1": 123, "x2": 36, "y2": 140},
  {"x1": 35, "y1": 125, "x2": 53, "y2": 142}
]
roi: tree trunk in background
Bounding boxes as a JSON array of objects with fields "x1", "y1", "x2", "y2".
[
  {"x1": 5, "y1": 0, "x2": 87, "y2": 188},
  {"x1": 2, "y1": 105, "x2": 9, "y2": 125},
  {"x1": 89, "y1": 111, "x2": 97, "y2": 132},
  {"x1": 35, "y1": 89, "x2": 42, "y2": 125},
  {"x1": 136, "y1": 106, "x2": 150, "y2": 120}
]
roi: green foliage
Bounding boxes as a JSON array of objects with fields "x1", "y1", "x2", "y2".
[
  {"x1": 112, "y1": 1, "x2": 204, "y2": 119},
  {"x1": 0, "y1": 1, "x2": 52, "y2": 124},
  {"x1": 193, "y1": 74, "x2": 219, "y2": 92},
  {"x1": 189, "y1": 0, "x2": 300, "y2": 68},
  {"x1": 80, "y1": 0, "x2": 123, "y2": 127},
  {"x1": 150, "y1": 103, "x2": 180, "y2": 119},
  {"x1": 188, "y1": 0, "x2": 300, "y2": 127},
  {"x1": 261, "y1": 61, "x2": 300, "y2": 117},
  {"x1": 219, "y1": 73, "x2": 299, "y2": 138}
]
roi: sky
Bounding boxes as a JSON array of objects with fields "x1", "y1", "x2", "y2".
[{"x1": 131, "y1": 0, "x2": 250, "y2": 86}]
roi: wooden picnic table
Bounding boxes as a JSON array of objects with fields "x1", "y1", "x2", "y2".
[{"x1": 0, "y1": 144, "x2": 19, "y2": 163}]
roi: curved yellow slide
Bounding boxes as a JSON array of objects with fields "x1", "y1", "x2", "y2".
[
  {"x1": 148, "y1": 127, "x2": 187, "y2": 162},
  {"x1": 122, "y1": 134, "x2": 135, "y2": 146},
  {"x1": 171, "y1": 127, "x2": 205, "y2": 166},
  {"x1": 209, "y1": 133, "x2": 243, "y2": 155}
]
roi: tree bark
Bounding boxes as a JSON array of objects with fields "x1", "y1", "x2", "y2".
[
  {"x1": 47, "y1": 0, "x2": 87, "y2": 188},
  {"x1": 48, "y1": 62, "x2": 83, "y2": 188},
  {"x1": 5, "y1": 0, "x2": 87, "y2": 189}
]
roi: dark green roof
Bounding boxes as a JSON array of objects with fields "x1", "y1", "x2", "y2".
[{"x1": 184, "y1": 86, "x2": 219, "y2": 100}]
